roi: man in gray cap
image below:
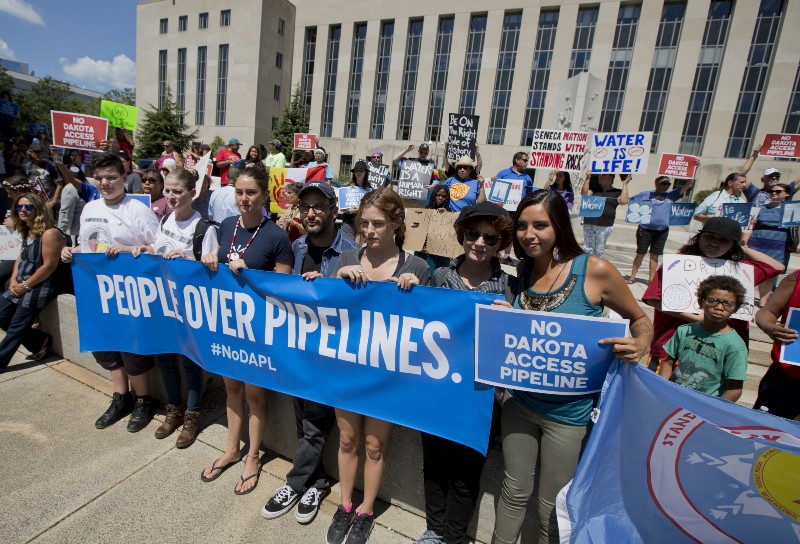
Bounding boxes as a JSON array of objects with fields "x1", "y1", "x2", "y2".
[
  {"x1": 264, "y1": 139, "x2": 287, "y2": 169},
  {"x1": 751, "y1": 167, "x2": 799, "y2": 208}
]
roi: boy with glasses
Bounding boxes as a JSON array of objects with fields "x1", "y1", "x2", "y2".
[{"x1": 659, "y1": 275, "x2": 748, "y2": 402}]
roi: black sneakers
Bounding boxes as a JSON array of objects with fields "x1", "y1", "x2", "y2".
[
  {"x1": 127, "y1": 395, "x2": 154, "y2": 432},
  {"x1": 296, "y1": 487, "x2": 327, "y2": 524},
  {"x1": 95, "y1": 392, "x2": 134, "y2": 429},
  {"x1": 345, "y1": 512, "x2": 375, "y2": 544},
  {"x1": 326, "y1": 504, "x2": 356, "y2": 544},
  {"x1": 261, "y1": 485, "x2": 300, "y2": 519}
]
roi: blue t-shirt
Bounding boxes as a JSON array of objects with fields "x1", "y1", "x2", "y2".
[
  {"x1": 495, "y1": 167, "x2": 534, "y2": 196},
  {"x1": 443, "y1": 176, "x2": 480, "y2": 212},
  {"x1": 79, "y1": 181, "x2": 101, "y2": 202},
  {"x1": 630, "y1": 188, "x2": 683, "y2": 230}
]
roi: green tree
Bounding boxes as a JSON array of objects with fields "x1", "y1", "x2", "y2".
[
  {"x1": 272, "y1": 84, "x2": 309, "y2": 152},
  {"x1": 135, "y1": 87, "x2": 198, "y2": 160},
  {"x1": 16, "y1": 76, "x2": 73, "y2": 127},
  {"x1": 103, "y1": 88, "x2": 136, "y2": 106},
  {"x1": 0, "y1": 66, "x2": 14, "y2": 95},
  {"x1": 209, "y1": 135, "x2": 225, "y2": 155}
]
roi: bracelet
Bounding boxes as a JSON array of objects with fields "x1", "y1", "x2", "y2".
[{"x1": 21, "y1": 280, "x2": 30, "y2": 291}]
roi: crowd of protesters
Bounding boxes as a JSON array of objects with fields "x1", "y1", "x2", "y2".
[{"x1": 2, "y1": 102, "x2": 800, "y2": 544}]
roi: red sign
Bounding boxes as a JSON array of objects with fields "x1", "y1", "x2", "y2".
[
  {"x1": 293, "y1": 133, "x2": 317, "y2": 151},
  {"x1": 760, "y1": 133, "x2": 800, "y2": 158},
  {"x1": 50, "y1": 111, "x2": 107, "y2": 151},
  {"x1": 657, "y1": 153, "x2": 697, "y2": 179}
]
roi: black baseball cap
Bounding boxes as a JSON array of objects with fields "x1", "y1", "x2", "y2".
[
  {"x1": 698, "y1": 217, "x2": 742, "y2": 242},
  {"x1": 418, "y1": 143, "x2": 430, "y2": 152},
  {"x1": 455, "y1": 201, "x2": 510, "y2": 225},
  {"x1": 299, "y1": 182, "x2": 338, "y2": 203}
]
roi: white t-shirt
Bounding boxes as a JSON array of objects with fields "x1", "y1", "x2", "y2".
[
  {"x1": 154, "y1": 211, "x2": 219, "y2": 260},
  {"x1": 78, "y1": 195, "x2": 158, "y2": 252}
]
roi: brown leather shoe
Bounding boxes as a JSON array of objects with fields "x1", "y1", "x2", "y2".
[
  {"x1": 154, "y1": 404, "x2": 184, "y2": 439},
  {"x1": 176, "y1": 410, "x2": 200, "y2": 449}
]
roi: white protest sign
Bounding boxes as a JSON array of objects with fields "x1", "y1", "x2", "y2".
[
  {"x1": 192, "y1": 151, "x2": 213, "y2": 200},
  {"x1": 590, "y1": 132, "x2": 652, "y2": 174},
  {"x1": 662, "y1": 255, "x2": 756, "y2": 321},
  {"x1": 484, "y1": 178, "x2": 524, "y2": 210},
  {"x1": 397, "y1": 160, "x2": 433, "y2": 200},
  {"x1": 0, "y1": 226, "x2": 22, "y2": 261},
  {"x1": 528, "y1": 129, "x2": 588, "y2": 173}
]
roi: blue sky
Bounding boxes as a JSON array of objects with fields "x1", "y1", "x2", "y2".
[{"x1": 0, "y1": 0, "x2": 136, "y2": 92}]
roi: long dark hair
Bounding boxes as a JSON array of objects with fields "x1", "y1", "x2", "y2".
[
  {"x1": 426, "y1": 184, "x2": 450, "y2": 210},
  {"x1": 512, "y1": 190, "x2": 584, "y2": 262},
  {"x1": 553, "y1": 171, "x2": 573, "y2": 193},
  {"x1": 679, "y1": 234, "x2": 745, "y2": 261}
]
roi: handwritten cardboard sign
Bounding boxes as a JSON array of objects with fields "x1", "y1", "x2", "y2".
[
  {"x1": 760, "y1": 133, "x2": 800, "y2": 159},
  {"x1": 0, "y1": 226, "x2": 22, "y2": 261},
  {"x1": 50, "y1": 111, "x2": 107, "y2": 151},
  {"x1": 528, "y1": 129, "x2": 588, "y2": 173},
  {"x1": 579, "y1": 195, "x2": 606, "y2": 218},
  {"x1": 403, "y1": 208, "x2": 431, "y2": 253},
  {"x1": 662, "y1": 255, "x2": 755, "y2": 321},
  {"x1": 367, "y1": 163, "x2": 390, "y2": 189},
  {"x1": 447, "y1": 114, "x2": 479, "y2": 161},
  {"x1": 293, "y1": 133, "x2": 317, "y2": 151},
  {"x1": 718, "y1": 202, "x2": 759, "y2": 232},
  {"x1": 590, "y1": 132, "x2": 652, "y2": 174},
  {"x1": 402, "y1": 208, "x2": 461, "y2": 258},
  {"x1": 657, "y1": 153, "x2": 697, "y2": 179},
  {"x1": 398, "y1": 160, "x2": 433, "y2": 200}
]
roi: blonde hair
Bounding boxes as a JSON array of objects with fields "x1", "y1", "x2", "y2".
[{"x1": 12, "y1": 192, "x2": 55, "y2": 238}]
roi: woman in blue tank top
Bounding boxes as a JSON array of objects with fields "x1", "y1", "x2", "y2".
[{"x1": 492, "y1": 190, "x2": 653, "y2": 544}]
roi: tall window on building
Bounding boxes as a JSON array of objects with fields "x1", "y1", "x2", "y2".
[
  {"x1": 301, "y1": 27, "x2": 317, "y2": 114},
  {"x1": 178, "y1": 16, "x2": 187, "y2": 32},
  {"x1": 176, "y1": 48, "x2": 186, "y2": 120},
  {"x1": 321, "y1": 25, "x2": 341, "y2": 138},
  {"x1": 158, "y1": 50, "x2": 167, "y2": 109},
  {"x1": 216, "y1": 44, "x2": 229, "y2": 126},
  {"x1": 726, "y1": 0, "x2": 785, "y2": 158},
  {"x1": 679, "y1": 1, "x2": 734, "y2": 155},
  {"x1": 199, "y1": 13, "x2": 208, "y2": 29},
  {"x1": 370, "y1": 21, "x2": 394, "y2": 139},
  {"x1": 345, "y1": 23, "x2": 368, "y2": 138},
  {"x1": 278, "y1": 18, "x2": 286, "y2": 36},
  {"x1": 220, "y1": 10, "x2": 231, "y2": 27},
  {"x1": 425, "y1": 16, "x2": 455, "y2": 142},
  {"x1": 783, "y1": 62, "x2": 800, "y2": 135},
  {"x1": 568, "y1": 7, "x2": 599, "y2": 77},
  {"x1": 598, "y1": 5, "x2": 641, "y2": 133},
  {"x1": 159, "y1": 18, "x2": 168, "y2": 34},
  {"x1": 487, "y1": 12, "x2": 522, "y2": 145},
  {"x1": 396, "y1": 19, "x2": 424, "y2": 140},
  {"x1": 274, "y1": 85, "x2": 281, "y2": 101},
  {"x1": 276, "y1": 52, "x2": 283, "y2": 69},
  {"x1": 639, "y1": 2, "x2": 686, "y2": 151},
  {"x1": 521, "y1": 10, "x2": 559, "y2": 146},
  {"x1": 459, "y1": 14, "x2": 487, "y2": 115},
  {"x1": 196, "y1": 46, "x2": 207, "y2": 125},
  {"x1": 339, "y1": 155, "x2": 353, "y2": 180}
]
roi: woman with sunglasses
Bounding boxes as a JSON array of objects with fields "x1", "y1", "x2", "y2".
[
  {"x1": 327, "y1": 188, "x2": 430, "y2": 544},
  {"x1": 492, "y1": 190, "x2": 652, "y2": 544},
  {"x1": 200, "y1": 167, "x2": 293, "y2": 495},
  {"x1": 441, "y1": 156, "x2": 486, "y2": 212},
  {"x1": 0, "y1": 193, "x2": 65, "y2": 371},
  {"x1": 643, "y1": 217, "x2": 784, "y2": 373},
  {"x1": 141, "y1": 169, "x2": 170, "y2": 220},
  {"x1": 416, "y1": 202, "x2": 513, "y2": 544},
  {"x1": 747, "y1": 183, "x2": 793, "y2": 307}
]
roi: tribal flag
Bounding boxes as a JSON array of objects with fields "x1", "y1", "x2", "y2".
[
  {"x1": 561, "y1": 360, "x2": 800, "y2": 543},
  {"x1": 268, "y1": 168, "x2": 307, "y2": 213}
]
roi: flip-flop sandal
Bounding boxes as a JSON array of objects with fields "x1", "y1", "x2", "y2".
[
  {"x1": 234, "y1": 469, "x2": 261, "y2": 495},
  {"x1": 200, "y1": 457, "x2": 240, "y2": 483},
  {"x1": 626, "y1": 278, "x2": 636, "y2": 284}
]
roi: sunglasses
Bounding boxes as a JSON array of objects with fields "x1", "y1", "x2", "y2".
[
  {"x1": 769, "y1": 189, "x2": 786, "y2": 194},
  {"x1": 15, "y1": 203, "x2": 35, "y2": 212},
  {"x1": 464, "y1": 229, "x2": 500, "y2": 246},
  {"x1": 142, "y1": 177, "x2": 161, "y2": 183}
]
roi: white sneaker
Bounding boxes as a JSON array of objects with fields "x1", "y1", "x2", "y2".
[
  {"x1": 261, "y1": 484, "x2": 300, "y2": 519},
  {"x1": 295, "y1": 486, "x2": 327, "y2": 524}
]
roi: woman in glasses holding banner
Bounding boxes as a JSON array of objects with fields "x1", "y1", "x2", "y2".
[
  {"x1": 416, "y1": 201, "x2": 513, "y2": 544},
  {"x1": 492, "y1": 190, "x2": 652, "y2": 544},
  {"x1": 327, "y1": 188, "x2": 430, "y2": 544},
  {"x1": 747, "y1": 183, "x2": 793, "y2": 307},
  {"x1": 199, "y1": 167, "x2": 292, "y2": 494}
]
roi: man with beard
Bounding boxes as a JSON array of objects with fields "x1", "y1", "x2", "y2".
[{"x1": 260, "y1": 181, "x2": 357, "y2": 525}]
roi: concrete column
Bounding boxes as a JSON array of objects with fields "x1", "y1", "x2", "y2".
[{"x1": 542, "y1": 3, "x2": 579, "y2": 130}]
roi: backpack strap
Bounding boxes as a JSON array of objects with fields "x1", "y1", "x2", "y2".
[{"x1": 192, "y1": 218, "x2": 219, "y2": 260}]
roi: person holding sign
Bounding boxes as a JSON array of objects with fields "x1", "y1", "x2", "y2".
[
  {"x1": 494, "y1": 152, "x2": 534, "y2": 196},
  {"x1": 753, "y1": 272, "x2": 800, "y2": 420},
  {"x1": 328, "y1": 188, "x2": 429, "y2": 544},
  {"x1": 747, "y1": 182, "x2": 794, "y2": 306},
  {"x1": 659, "y1": 275, "x2": 748, "y2": 402},
  {"x1": 492, "y1": 190, "x2": 652, "y2": 544},
  {"x1": 627, "y1": 175, "x2": 694, "y2": 284},
  {"x1": 60, "y1": 153, "x2": 159, "y2": 431},
  {"x1": 393, "y1": 143, "x2": 441, "y2": 183},
  {"x1": 340, "y1": 160, "x2": 372, "y2": 239},
  {"x1": 199, "y1": 167, "x2": 293, "y2": 494},
  {"x1": 368, "y1": 151, "x2": 391, "y2": 189},
  {"x1": 543, "y1": 170, "x2": 575, "y2": 211},
  {"x1": 441, "y1": 156, "x2": 486, "y2": 212},
  {"x1": 580, "y1": 173, "x2": 630, "y2": 258},
  {"x1": 0, "y1": 192, "x2": 65, "y2": 372},
  {"x1": 642, "y1": 217, "x2": 783, "y2": 373},
  {"x1": 693, "y1": 172, "x2": 753, "y2": 223},
  {"x1": 418, "y1": 202, "x2": 513, "y2": 544}
]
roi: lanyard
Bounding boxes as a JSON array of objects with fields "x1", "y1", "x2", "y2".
[{"x1": 228, "y1": 217, "x2": 265, "y2": 261}]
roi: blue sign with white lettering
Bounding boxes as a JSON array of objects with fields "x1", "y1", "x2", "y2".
[
  {"x1": 28, "y1": 123, "x2": 48, "y2": 136},
  {"x1": 474, "y1": 305, "x2": 628, "y2": 395},
  {"x1": 719, "y1": 202, "x2": 754, "y2": 229},
  {"x1": 72, "y1": 254, "x2": 498, "y2": 453},
  {"x1": 579, "y1": 195, "x2": 606, "y2": 218},
  {"x1": 781, "y1": 201, "x2": 800, "y2": 228},
  {"x1": 669, "y1": 202, "x2": 697, "y2": 226}
]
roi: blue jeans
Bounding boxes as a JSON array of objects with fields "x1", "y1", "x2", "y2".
[
  {"x1": 154, "y1": 353, "x2": 204, "y2": 412},
  {"x1": 0, "y1": 296, "x2": 47, "y2": 370}
]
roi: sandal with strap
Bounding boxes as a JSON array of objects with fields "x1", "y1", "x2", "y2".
[
  {"x1": 234, "y1": 454, "x2": 261, "y2": 495},
  {"x1": 200, "y1": 457, "x2": 240, "y2": 483}
]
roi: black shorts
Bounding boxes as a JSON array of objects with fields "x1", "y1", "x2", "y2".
[
  {"x1": 636, "y1": 226, "x2": 669, "y2": 256},
  {"x1": 754, "y1": 363, "x2": 800, "y2": 420},
  {"x1": 92, "y1": 351, "x2": 154, "y2": 376}
]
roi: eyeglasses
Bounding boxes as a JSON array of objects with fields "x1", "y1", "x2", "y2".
[
  {"x1": 371, "y1": 155, "x2": 382, "y2": 159},
  {"x1": 464, "y1": 229, "x2": 500, "y2": 246},
  {"x1": 298, "y1": 203, "x2": 331, "y2": 214},
  {"x1": 15, "y1": 204, "x2": 35, "y2": 212},
  {"x1": 517, "y1": 157, "x2": 529, "y2": 162},
  {"x1": 703, "y1": 298, "x2": 737, "y2": 310}
]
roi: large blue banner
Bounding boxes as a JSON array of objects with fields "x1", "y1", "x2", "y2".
[
  {"x1": 72, "y1": 254, "x2": 498, "y2": 454},
  {"x1": 563, "y1": 360, "x2": 800, "y2": 543},
  {"x1": 475, "y1": 305, "x2": 627, "y2": 394}
]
